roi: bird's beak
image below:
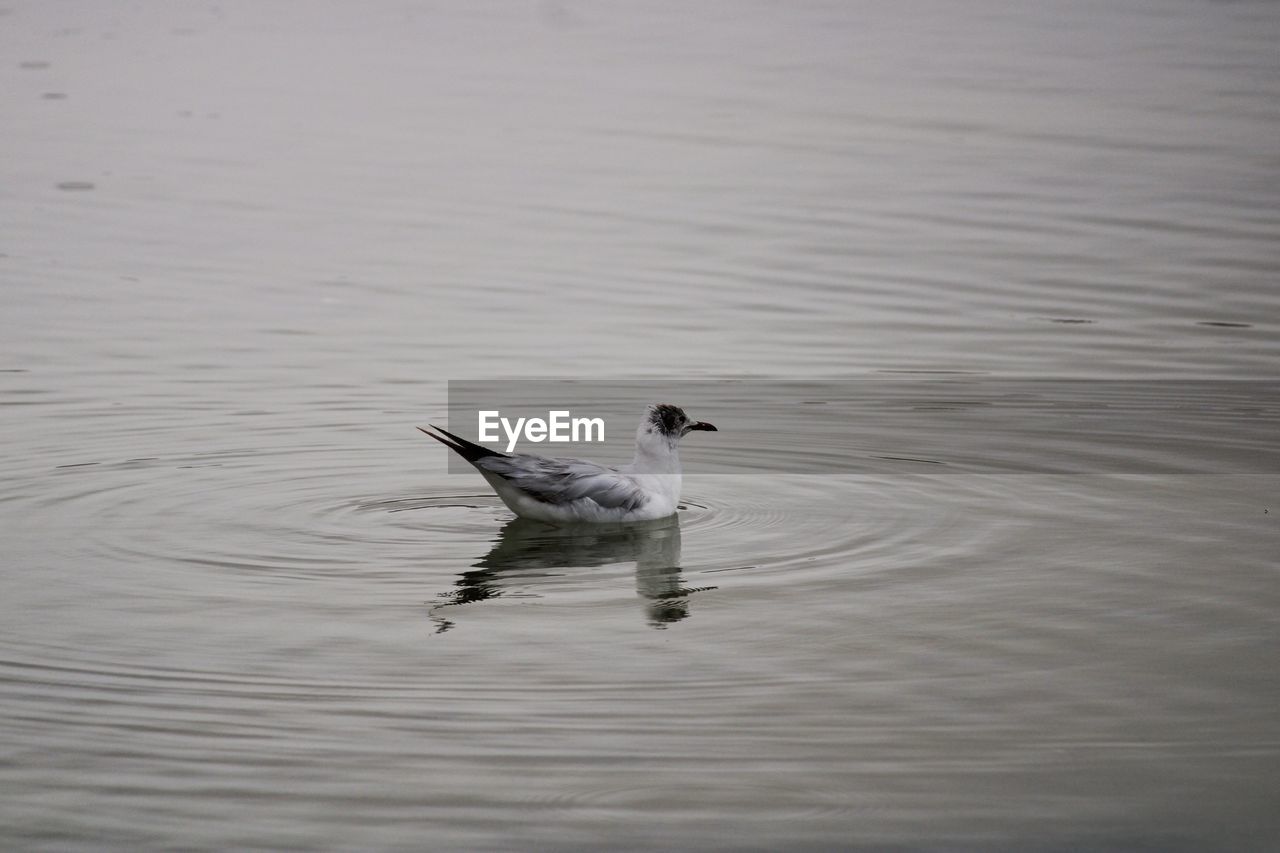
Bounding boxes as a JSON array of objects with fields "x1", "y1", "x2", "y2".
[{"x1": 687, "y1": 421, "x2": 717, "y2": 432}]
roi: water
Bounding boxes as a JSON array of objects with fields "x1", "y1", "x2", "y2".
[{"x1": 2, "y1": 0, "x2": 1278, "y2": 849}]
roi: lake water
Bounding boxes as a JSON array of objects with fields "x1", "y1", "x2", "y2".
[{"x1": 2, "y1": 1, "x2": 1278, "y2": 849}]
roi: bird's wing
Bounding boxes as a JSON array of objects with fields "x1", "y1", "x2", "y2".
[
  {"x1": 475, "y1": 453, "x2": 650, "y2": 511},
  {"x1": 419, "y1": 424, "x2": 649, "y2": 511}
]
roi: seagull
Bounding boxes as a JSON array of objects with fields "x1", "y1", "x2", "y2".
[{"x1": 419, "y1": 403, "x2": 717, "y2": 523}]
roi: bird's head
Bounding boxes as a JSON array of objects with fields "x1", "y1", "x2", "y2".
[{"x1": 639, "y1": 403, "x2": 717, "y2": 445}]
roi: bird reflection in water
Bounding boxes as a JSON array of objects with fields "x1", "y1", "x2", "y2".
[{"x1": 430, "y1": 514, "x2": 715, "y2": 633}]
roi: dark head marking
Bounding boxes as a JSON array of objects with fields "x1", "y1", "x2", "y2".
[{"x1": 647, "y1": 403, "x2": 689, "y2": 437}]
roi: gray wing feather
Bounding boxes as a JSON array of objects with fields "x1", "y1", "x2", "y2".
[{"x1": 475, "y1": 454, "x2": 648, "y2": 511}]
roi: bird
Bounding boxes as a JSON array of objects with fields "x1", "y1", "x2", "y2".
[{"x1": 419, "y1": 403, "x2": 717, "y2": 523}]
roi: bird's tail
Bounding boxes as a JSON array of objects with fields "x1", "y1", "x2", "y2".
[{"x1": 418, "y1": 425, "x2": 507, "y2": 463}]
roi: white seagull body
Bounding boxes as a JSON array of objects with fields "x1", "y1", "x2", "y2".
[{"x1": 420, "y1": 404, "x2": 717, "y2": 523}]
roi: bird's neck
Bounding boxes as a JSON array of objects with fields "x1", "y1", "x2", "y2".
[{"x1": 631, "y1": 432, "x2": 682, "y2": 475}]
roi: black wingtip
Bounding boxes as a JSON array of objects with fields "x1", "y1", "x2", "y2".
[
  {"x1": 417, "y1": 425, "x2": 456, "y2": 454},
  {"x1": 417, "y1": 424, "x2": 506, "y2": 463}
]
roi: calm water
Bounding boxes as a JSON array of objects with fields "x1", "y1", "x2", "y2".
[{"x1": 2, "y1": 0, "x2": 1278, "y2": 849}]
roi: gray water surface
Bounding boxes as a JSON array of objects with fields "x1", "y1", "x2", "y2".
[{"x1": 2, "y1": 1, "x2": 1278, "y2": 850}]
